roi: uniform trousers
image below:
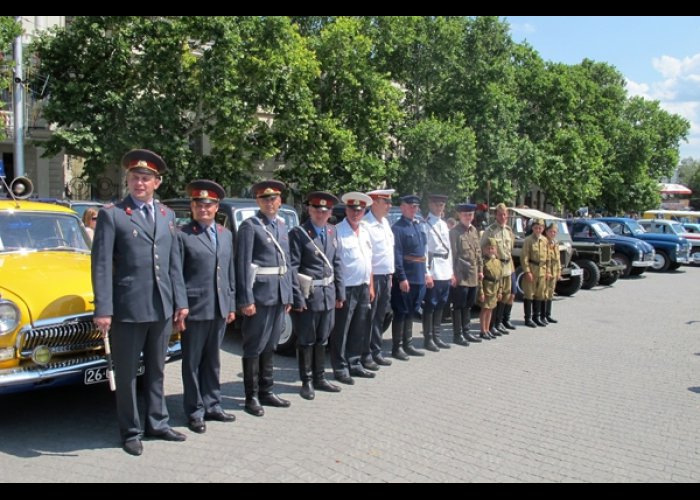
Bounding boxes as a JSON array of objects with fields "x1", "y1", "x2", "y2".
[
  {"x1": 423, "y1": 279, "x2": 451, "y2": 313},
  {"x1": 292, "y1": 309, "x2": 334, "y2": 346},
  {"x1": 330, "y1": 284, "x2": 370, "y2": 377},
  {"x1": 364, "y1": 274, "x2": 391, "y2": 361},
  {"x1": 241, "y1": 304, "x2": 284, "y2": 358}
]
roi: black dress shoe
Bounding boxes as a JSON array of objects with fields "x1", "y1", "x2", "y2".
[
  {"x1": 146, "y1": 428, "x2": 187, "y2": 442},
  {"x1": 362, "y1": 359, "x2": 380, "y2": 371},
  {"x1": 123, "y1": 439, "x2": 143, "y2": 456},
  {"x1": 404, "y1": 345, "x2": 425, "y2": 357},
  {"x1": 373, "y1": 354, "x2": 392, "y2": 366},
  {"x1": 453, "y1": 335, "x2": 469, "y2": 346},
  {"x1": 245, "y1": 397, "x2": 264, "y2": 417},
  {"x1": 349, "y1": 367, "x2": 376, "y2": 378},
  {"x1": 479, "y1": 332, "x2": 491, "y2": 340},
  {"x1": 204, "y1": 410, "x2": 236, "y2": 422},
  {"x1": 188, "y1": 418, "x2": 206, "y2": 434},
  {"x1": 314, "y1": 378, "x2": 341, "y2": 392},
  {"x1": 465, "y1": 333, "x2": 482, "y2": 343},
  {"x1": 335, "y1": 374, "x2": 355, "y2": 385},
  {"x1": 392, "y1": 349, "x2": 410, "y2": 361},
  {"x1": 259, "y1": 393, "x2": 291, "y2": 408}
]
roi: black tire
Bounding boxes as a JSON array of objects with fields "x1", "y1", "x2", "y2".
[
  {"x1": 577, "y1": 259, "x2": 600, "y2": 289},
  {"x1": 612, "y1": 253, "x2": 632, "y2": 278},
  {"x1": 556, "y1": 262, "x2": 583, "y2": 297},
  {"x1": 599, "y1": 259, "x2": 621, "y2": 286},
  {"x1": 514, "y1": 266, "x2": 525, "y2": 301},
  {"x1": 650, "y1": 251, "x2": 671, "y2": 272},
  {"x1": 274, "y1": 314, "x2": 296, "y2": 356},
  {"x1": 669, "y1": 262, "x2": 682, "y2": 271},
  {"x1": 629, "y1": 267, "x2": 646, "y2": 276}
]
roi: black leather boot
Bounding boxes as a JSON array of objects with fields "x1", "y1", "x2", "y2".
[
  {"x1": 495, "y1": 302, "x2": 509, "y2": 334},
  {"x1": 539, "y1": 301, "x2": 549, "y2": 325},
  {"x1": 312, "y1": 343, "x2": 340, "y2": 393},
  {"x1": 422, "y1": 311, "x2": 439, "y2": 352},
  {"x1": 391, "y1": 319, "x2": 409, "y2": 360},
  {"x1": 533, "y1": 301, "x2": 546, "y2": 327},
  {"x1": 242, "y1": 357, "x2": 264, "y2": 417},
  {"x1": 259, "y1": 351, "x2": 291, "y2": 408},
  {"x1": 298, "y1": 346, "x2": 315, "y2": 401},
  {"x1": 403, "y1": 320, "x2": 424, "y2": 356},
  {"x1": 432, "y1": 308, "x2": 450, "y2": 349},
  {"x1": 461, "y1": 306, "x2": 480, "y2": 342},
  {"x1": 502, "y1": 303, "x2": 516, "y2": 330},
  {"x1": 452, "y1": 308, "x2": 468, "y2": 345},
  {"x1": 545, "y1": 300, "x2": 558, "y2": 323},
  {"x1": 524, "y1": 299, "x2": 537, "y2": 328}
]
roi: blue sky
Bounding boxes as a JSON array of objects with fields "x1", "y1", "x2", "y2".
[{"x1": 506, "y1": 16, "x2": 700, "y2": 161}]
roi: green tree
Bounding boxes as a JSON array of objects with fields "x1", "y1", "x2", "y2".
[
  {"x1": 0, "y1": 16, "x2": 22, "y2": 141},
  {"x1": 676, "y1": 157, "x2": 700, "y2": 209}
]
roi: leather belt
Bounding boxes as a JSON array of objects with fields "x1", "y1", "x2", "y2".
[
  {"x1": 482, "y1": 276, "x2": 497, "y2": 283},
  {"x1": 312, "y1": 276, "x2": 334, "y2": 287},
  {"x1": 404, "y1": 256, "x2": 427, "y2": 263},
  {"x1": 256, "y1": 265, "x2": 288, "y2": 275},
  {"x1": 432, "y1": 253, "x2": 449, "y2": 259},
  {"x1": 499, "y1": 258, "x2": 510, "y2": 263}
]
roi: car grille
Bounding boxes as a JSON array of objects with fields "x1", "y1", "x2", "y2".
[
  {"x1": 18, "y1": 320, "x2": 103, "y2": 359},
  {"x1": 601, "y1": 245, "x2": 612, "y2": 262}
]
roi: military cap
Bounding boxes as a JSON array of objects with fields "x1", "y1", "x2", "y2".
[
  {"x1": 484, "y1": 237, "x2": 499, "y2": 248},
  {"x1": 531, "y1": 218, "x2": 545, "y2": 227},
  {"x1": 252, "y1": 179, "x2": 286, "y2": 198},
  {"x1": 456, "y1": 203, "x2": 477, "y2": 213},
  {"x1": 121, "y1": 149, "x2": 167, "y2": 176},
  {"x1": 400, "y1": 194, "x2": 421, "y2": 205},
  {"x1": 342, "y1": 192, "x2": 373, "y2": 211},
  {"x1": 306, "y1": 191, "x2": 339, "y2": 212},
  {"x1": 428, "y1": 193, "x2": 448, "y2": 203},
  {"x1": 367, "y1": 188, "x2": 395, "y2": 200},
  {"x1": 187, "y1": 179, "x2": 226, "y2": 204}
]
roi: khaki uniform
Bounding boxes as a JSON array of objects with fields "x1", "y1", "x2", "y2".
[
  {"x1": 478, "y1": 255, "x2": 502, "y2": 309},
  {"x1": 545, "y1": 238, "x2": 561, "y2": 300},
  {"x1": 521, "y1": 233, "x2": 549, "y2": 300},
  {"x1": 450, "y1": 223, "x2": 482, "y2": 287},
  {"x1": 480, "y1": 224, "x2": 514, "y2": 298}
]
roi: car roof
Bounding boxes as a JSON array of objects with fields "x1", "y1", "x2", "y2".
[
  {"x1": 0, "y1": 199, "x2": 79, "y2": 215},
  {"x1": 508, "y1": 207, "x2": 563, "y2": 221}
]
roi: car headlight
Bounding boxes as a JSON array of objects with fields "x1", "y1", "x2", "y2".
[{"x1": 0, "y1": 300, "x2": 21, "y2": 335}]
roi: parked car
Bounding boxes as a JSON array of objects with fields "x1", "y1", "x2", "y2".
[
  {"x1": 67, "y1": 200, "x2": 104, "y2": 218},
  {"x1": 597, "y1": 217, "x2": 692, "y2": 272},
  {"x1": 567, "y1": 218, "x2": 655, "y2": 278},
  {"x1": 681, "y1": 223, "x2": 700, "y2": 263},
  {"x1": 638, "y1": 218, "x2": 700, "y2": 254},
  {"x1": 0, "y1": 198, "x2": 182, "y2": 394},
  {"x1": 162, "y1": 197, "x2": 300, "y2": 354}
]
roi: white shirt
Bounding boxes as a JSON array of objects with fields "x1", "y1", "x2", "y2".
[
  {"x1": 425, "y1": 213, "x2": 453, "y2": 280},
  {"x1": 363, "y1": 211, "x2": 395, "y2": 275},
  {"x1": 335, "y1": 219, "x2": 373, "y2": 287}
]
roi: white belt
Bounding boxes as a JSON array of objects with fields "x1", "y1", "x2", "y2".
[
  {"x1": 312, "y1": 276, "x2": 334, "y2": 287},
  {"x1": 256, "y1": 265, "x2": 288, "y2": 276}
]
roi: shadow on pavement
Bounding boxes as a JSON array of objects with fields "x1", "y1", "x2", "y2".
[{"x1": 688, "y1": 386, "x2": 700, "y2": 394}]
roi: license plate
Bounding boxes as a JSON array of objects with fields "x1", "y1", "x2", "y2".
[
  {"x1": 570, "y1": 268, "x2": 583, "y2": 277},
  {"x1": 84, "y1": 365, "x2": 144, "y2": 385}
]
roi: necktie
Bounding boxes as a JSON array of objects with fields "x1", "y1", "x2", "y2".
[
  {"x1": 320, "y1": 228, "x2": 326, "y2": 246},
  {"x1": 208, "y1": 225, "x2": 217, "y2": 250},
  {"x1": 141, "y1": 204, "x2": 154, "y2": 233}
]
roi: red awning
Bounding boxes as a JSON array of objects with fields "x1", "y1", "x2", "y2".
[{"x1": 659, "y1": 183, "x2": 692, "y2": 195}]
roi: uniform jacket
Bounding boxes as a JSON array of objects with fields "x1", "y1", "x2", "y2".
[
  {"x1": 425, "y1": 213, "x2": 453, "y2": 281},
  {"x1": 392, "y1": 216, "x2": 428, "y2": 284},
  {"x1": 481, "y1": 223, "x2": 515, "y2": 276},
  {"x1": 522, "y1": 233, "x2": 549, "y2": 277},
  {"x1": 547, "y1": 238, "x2": 561, "y2": 279},
  {"x1": 289, "y1": 220, "x2": 345, "y2": 311},
  {"x1": 178, "y1": 221, "x2": 235, "y2": 320},
  {"x1": 478, "y1": 255, "x2": 503, "y2": 300},
  {"x1": 92, "y1": 195, "x2": 187, "y2": 322},
  {"x1": 450, "y1": 222, "x2": 483, "y2": 287},
  {"x1": 236, "y1": 211, "x2": 294, "y2": 307}
]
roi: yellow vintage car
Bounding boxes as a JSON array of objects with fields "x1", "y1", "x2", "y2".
[{"x1": 0, "y1": 198, "x2": 180, "y2": 394}]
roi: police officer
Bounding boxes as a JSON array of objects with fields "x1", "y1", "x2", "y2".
[
  {"x1": 330, "y1": 192, "x2": 375, "y2": 384},
  {"x1": 363, "y1": 189, "x2": 396, "y2": 368},
  {"x1": 423, "y1": 194, "x2": 454, "y2": 351},
  {"x1": 236, "y1": 180, "x2": 293, "y2": 417},
  {"x1": 543, "y1": 221, "x2": 561, "y2": 324},
  {"x1": 391, "y1": 195, "x2": 431, "y2": 360},
  {"x1": 92, "y1": 149, "x2": 189, "y2": 456},
  {"x1": 521, "y1": 218, "x2": 549, "y2": 327},
  {"x1": 177, "y1": 180, "x2": 236, "y2": 434},
  {"x1": 449, "y1": 203, "x2": 483, "y2": 345},
  {"x1": 480, "y1": 203, "x2": 514, "y2": 337},
  {"x1": 290, "y1": 191, "x2": 345, "y2": 400}
]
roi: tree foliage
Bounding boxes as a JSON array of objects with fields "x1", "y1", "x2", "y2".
[{"x1": 0, "y1": 16, "x2": 22, "y2": 141}]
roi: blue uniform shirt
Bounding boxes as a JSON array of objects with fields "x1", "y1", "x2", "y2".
[{"x1": 392, "y1": 215, "x2": 428, "y2": 284}]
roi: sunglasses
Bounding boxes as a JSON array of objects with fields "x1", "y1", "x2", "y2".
[{"x1": 91, "y1": 217, "x2": 98, "y2": 220}]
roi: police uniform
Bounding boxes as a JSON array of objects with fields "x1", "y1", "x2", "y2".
[
  {"x1": 480, "y1": 216, "x2": 515, "y2": 336},
  {"x1": 478, "y1": 238, "x2": 503, "y2": 339},
  {"x1": 177, "y1": 180, "x2": 236, "y2": 434},
  {"x1": 449, "y1": 203, "x2": 483, "y2": 344},
  {"x1": 390, "y1": 195, "x2": 428, "y2": 360},
  {"x1": 423, "y1": 194, "x2": 454, "y2": 351},
  {"x1": 289, "y1": 191, "x2": 345, "y2": 400},
  {"x1": 236, "y1": 180, "x2": 293, "y2": 417},
  {"x1": 92, "y1": 149, "x2": 188, "y2": 455},
  {"x1": 330, "y1": 192, "x2": 374, "y2": 384},
  {"x1": 543, "y1": 224, "x2": 561, "y2": 324},
  {"x1": 363, "y1": 189, "x2": 396, "y2": 368},
  {"x1": 521, "y1": 218, "x2": 549, "y2": 327}
]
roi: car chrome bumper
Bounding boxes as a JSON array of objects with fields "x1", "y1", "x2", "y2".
[{"x1": 632, "y1": 260, "x2": 654, "y2": 268}]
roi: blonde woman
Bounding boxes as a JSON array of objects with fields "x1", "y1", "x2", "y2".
[{"x1": 82, "y1": 207, "x2": 99, "y2": 241}]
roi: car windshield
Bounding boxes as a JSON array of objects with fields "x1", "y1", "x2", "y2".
[
  {"x1": 591, "y1": 222, "x2": 615, "y2": 238},
  {"x1": 0, "y1": 212, "x2": 90, "y2": 253},
  {"x1": 234, "y1": 207, "x2": 298, "y2": 231},
  {"x1": 621, "y1": 220, "x2": 646, "y2": 235}
]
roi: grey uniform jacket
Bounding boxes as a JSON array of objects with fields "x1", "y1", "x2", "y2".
[
  {"x1": 178, "y1": 221, "x2": 236, "y2": 320},
  {"x1": 236, "y1": 211, "x2": 294, "y2": 308},
  {"x1": 289, "y1": 221, "x2": 346, "y2": 311},
  {"x1": 92, "y1": 196, "x2": 187, "y2": 322}
]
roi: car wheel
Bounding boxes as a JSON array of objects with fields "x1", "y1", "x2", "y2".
[
  {"x1": 556, "y1": 262, "x2": 583, "y2": 297},
  {"x1": 577, "y1": 259, "x2": 600, "y2": 289},
  {"x1": 650, "y1": 251, "x2": 671, "y2": 272},
  {"x1": 598, "y1": 259, "x2": 621, "y2": 286},
  {"x1": 514, "y1": 266, "x2": 525, "y2": 301},
  {"x1": 612, "y1": 253, "x2": 631, "y2": 278},
  {"x1": 274, "y1": 314, "x2": 296, "y2": 356}
]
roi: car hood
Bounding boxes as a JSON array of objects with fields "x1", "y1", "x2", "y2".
[
  {"x1": 635, "y1": 232, "x2": 687, "y2": 245},
  {"x1": 0, "y1": 251, "x2": 94, "y2": 323},
  {"x1": 601, "y1": 234, "x2": 650, "y2": 250}
]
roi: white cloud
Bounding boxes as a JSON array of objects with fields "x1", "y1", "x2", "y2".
[{"x1": 510, "y1": 23, "x2": 536, "y2": 36}]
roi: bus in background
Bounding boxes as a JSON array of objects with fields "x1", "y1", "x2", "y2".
[{"x1": 642, "y1": 209, "x2": 700, "y2": 224}]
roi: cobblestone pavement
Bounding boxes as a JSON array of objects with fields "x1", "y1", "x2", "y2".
[{"x1": 1, "y1": 266, "x2": 699, "y2": 482}]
